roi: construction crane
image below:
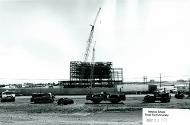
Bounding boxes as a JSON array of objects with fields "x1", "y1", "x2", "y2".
[
  {"x1": 85, "y1": 8, "x2": 126, "y2": 104},
  {"x1": 84, "y1": 8, "x2": 101, "y2": 62}
]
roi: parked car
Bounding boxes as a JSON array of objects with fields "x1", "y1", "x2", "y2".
[
  {"x1": 57, "y1": 98, "x2": 74, "y2": 105},
  {"x1": 1, "y1": 90, "x2": 15, "y2": 102},
  {"x1": 175, "y1": 91, "x2": 185, "y2": 99},
  {"x1": 30, "y1": 93, "x2": 54, "y2": 103}
]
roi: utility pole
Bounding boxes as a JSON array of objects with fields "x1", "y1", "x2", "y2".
[
  {"x1": 146, "y1": 76, "x2": 148, "y2": 83},
  {"x1": 143, "y1": 76, "x2": 147, "y2": 84}
]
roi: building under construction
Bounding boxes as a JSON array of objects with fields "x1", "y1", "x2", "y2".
[
  {"x1": 59, "y1": 8, "x2": 123, "y2": 88},
  {"x1": 58, "y1": 61, "x2": 123, "y2": 88}
]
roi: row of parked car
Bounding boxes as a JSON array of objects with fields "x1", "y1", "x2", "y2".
[
  {"x1": 0, "y1": 90, "x2": 74, "y2": 105},
  {"x1": 30, "y1": 93, "x2": 74, "y2": 105},
  {"x1": 3, "y1": 89, "x2": 185, "y2": 105},
  {"x1": 143, "y1": 89, "x2": 188, "y2": 103},
  {"x1": 0, "y1": 90, "x2": 127, "y2": 104}
]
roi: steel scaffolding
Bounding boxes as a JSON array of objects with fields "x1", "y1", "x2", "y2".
[{"x1": 58, "y1": 61, "x2": 123, "y2": 88}]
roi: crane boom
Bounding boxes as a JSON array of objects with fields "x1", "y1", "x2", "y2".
[
  {"x1": 84, "y1": 8, "x2": 101, "y2": 62},
  {"x1": 93, "y1": 8, "x2": 101, "y2": 26}
]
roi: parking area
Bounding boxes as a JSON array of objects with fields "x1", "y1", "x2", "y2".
[{"x1": 0, "y1": 95, "x2": 190, "y2": 125}]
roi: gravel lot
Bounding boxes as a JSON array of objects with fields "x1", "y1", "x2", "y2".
[{"x1": 0, "y1": 94, "x2": 190, "y2": 125}]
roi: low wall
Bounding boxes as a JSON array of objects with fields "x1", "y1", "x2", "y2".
[
  {"x1": 117, "y1": 84, "x2": 149, "y2": 92},
  {"x1": 0, "y1": 87, "x2": 117, "y2": 96}
]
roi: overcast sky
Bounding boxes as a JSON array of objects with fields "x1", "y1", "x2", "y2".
[{"x1": 1, "y1": 0, "x2": 190, "y2": 83}]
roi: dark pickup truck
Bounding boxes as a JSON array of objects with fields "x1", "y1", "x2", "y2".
[
  {"x1": 143, "y1": 91, "x2": 171, "y2": 103},
  {"x1": 30, "y1": 93, "x2": 55, "y2": 103},
  {"x1": 86, "y1": 92, "x2": 126, "y2": 104}
]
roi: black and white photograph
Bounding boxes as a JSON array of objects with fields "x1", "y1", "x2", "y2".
[{"x1": 0, "y1": 0, "x2": 190, "y2": 124}]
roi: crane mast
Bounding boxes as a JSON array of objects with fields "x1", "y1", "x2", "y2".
[
  {"x1": 84, "y1": 8, "x2": 101, "y2": 62},
  {"x1": 91, "y1": 41, "x2": 96, "y2": 64},
  {"x1": 90, "y1": 41, "x2": 96, "y2": 88}
]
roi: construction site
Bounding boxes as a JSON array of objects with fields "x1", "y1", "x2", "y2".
[
  {"x1": 1, "y1": 1, "x2": 190, "y2": 125},
  {"x1": 57, "y1": 7, "x2": 124, "y2": 95}
]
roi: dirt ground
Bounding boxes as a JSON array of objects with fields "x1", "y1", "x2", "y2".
[{"x1": 0, "y1": 94, "x2": 190, "y2": 125}]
